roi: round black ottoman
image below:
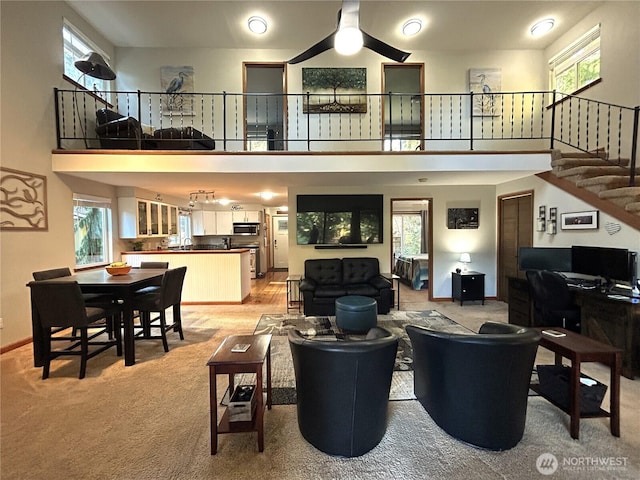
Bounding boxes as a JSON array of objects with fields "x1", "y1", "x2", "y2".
[{"x1": 335, "y1": 295, "x2": 378, "y2": 332}]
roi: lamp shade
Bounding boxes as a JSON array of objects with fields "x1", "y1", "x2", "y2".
[
  {"x1": 459, "y1": 253, "x2": 471, "y2": 264},
  {"x1": 74, "y1": 52, "x2": 116, "y2": 80}
]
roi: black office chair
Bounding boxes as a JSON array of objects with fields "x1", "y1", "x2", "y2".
[
  {"x1": 131, "y1": 266, "x2": 186, "y2": 352},
  {"x1": 526, "y1": 270, "x2": 581, "y2": 332},
  {"x1": 28, "y1": 281, "x2": 122, "y2": 379}
]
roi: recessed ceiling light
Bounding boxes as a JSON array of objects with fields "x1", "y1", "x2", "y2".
[
  {"x1": 259, "y1": 192, "x2": 274, "y2": 200},
  {"x1": 530, "y1": 18, "x2": 555, "y2": 37},
  {"x1": 402, "y1": 19, "x2": 422, "y2": 36},
  {"x1": 248, "y1": 16, "x2": 267, "y2": 35}
]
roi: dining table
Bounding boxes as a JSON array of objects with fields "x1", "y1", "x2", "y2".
[{"x1": 28, "y1": 268, "x2": 167, "y2": 367}]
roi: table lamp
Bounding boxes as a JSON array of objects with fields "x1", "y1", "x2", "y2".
[{"x1": 459, "y1": 253, "x2": 471, "y2": 272}]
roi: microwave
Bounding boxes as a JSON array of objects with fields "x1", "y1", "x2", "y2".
[{"x1": 233, "y1": 222, "x2": 260, "y2": 235}]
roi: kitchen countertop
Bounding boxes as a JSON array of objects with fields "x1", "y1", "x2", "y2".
[{"x1": 121, "y1": 249, "x2": 250, "y2": 254}]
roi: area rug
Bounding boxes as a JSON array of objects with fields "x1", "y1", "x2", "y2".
[{"x1": 244, "y1": 310, "x2": 472, "y2": 405}]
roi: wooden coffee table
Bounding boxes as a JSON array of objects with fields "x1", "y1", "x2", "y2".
[
  {"x1": 532, "y1": 328, "x2": 621, "y2": 440},
  {"x1": 207, "y1": 334, "x2": 272, "y2": 454}
]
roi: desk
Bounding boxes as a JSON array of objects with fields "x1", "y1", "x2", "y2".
[
  {"x1": 507, "y1": 276, "x2": 640, "y2": 379},
  {"x1": 28, "y1": 269, "x2": 166, "y2": 367},
  {"x1": 532, "y1": 328, "x2": 621, "y2": 440},
  {"x1": 207, "y1": 334, "x2": 272, "y2": 454}
]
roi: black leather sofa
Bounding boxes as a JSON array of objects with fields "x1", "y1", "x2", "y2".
[
  {"x1": 95, "y1": 108, "x2": 215, "y2": 150},
  {"x1": 406, "y1": 322, "x2": 541, "y2": 450},
  {"x1": 95, "y1": 108, "x2": 157, "y2": 149},
  {"x1": 299, "y1": 257, "x2": 393, "y2": 316},
  {"x1": 288, "y1": 327, "x2": 398, "y2": 457}
]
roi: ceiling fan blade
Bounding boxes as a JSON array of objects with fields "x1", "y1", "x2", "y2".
[
  {"x1": 361, "y1": 30, "x2": 411, "y2": 63},
  {"x1": 288, "y1": 31, "x2": 337, "y2": 64}
]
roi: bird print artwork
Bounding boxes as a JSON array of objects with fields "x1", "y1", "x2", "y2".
[
  {"x1": 160, "y1": 66, "x2": 194, "y2": 113},
  {"x1": 469, "y1": 68, "x2": 501, "y2": 116}
]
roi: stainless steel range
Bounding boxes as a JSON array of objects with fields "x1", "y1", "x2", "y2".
[{"x1": 234, "y1": 244, "x2": 259, "y2": 279}]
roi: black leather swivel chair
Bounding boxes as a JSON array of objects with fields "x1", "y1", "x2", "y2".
[
  {"x1": 406, "y1": 322, "x2": 540, "y2": 450},
  {"x1": 288, "y1": 327, "x2": 398, "y2": 457},
  {"x1": 526, "y1": 270, "x2": 581, "y2": 332}
]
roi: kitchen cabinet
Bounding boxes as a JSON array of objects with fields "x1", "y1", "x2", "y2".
[
  {"x1": 216, "y1": 211, "x2": 233, "y2": 235},
  {"x1": 118, "y1": 197, "x2": 179, "y2": 239},
  {"x1": 192, "y1": 210, "x2": 217, "y2": 235},
  {"x1": 232, "y1": 210, "x2": 261, "y2": 223}
]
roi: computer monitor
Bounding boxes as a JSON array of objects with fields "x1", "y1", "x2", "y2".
[
  {"x1": 571, "y1": 245, "x2": 633, "y2": 284},
  {"x1": 518, "y1": 247, "x2": 572, "y2": 271}
]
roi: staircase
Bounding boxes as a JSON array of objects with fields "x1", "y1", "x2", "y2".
[{"x1": 538, "y1": 150, "x2": 640, "y2": 231}]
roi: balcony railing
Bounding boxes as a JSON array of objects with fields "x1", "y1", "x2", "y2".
[{"x1": 54, "y1": 88, "x2": 639, "y2": 185}]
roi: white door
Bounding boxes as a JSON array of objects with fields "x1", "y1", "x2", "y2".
[{"x1": 272, "y1": 215, "x2": 289, "y2": 269}]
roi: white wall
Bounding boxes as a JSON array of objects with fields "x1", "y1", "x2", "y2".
[
  {"x1": 287, "y1": 183, "x2": 497, "y2": 300},
  {"x1": 497, "y1": 176, "x2": 640, "y2": 255},
  {"x1": 0, "y1": 1, "x2": 123, "y2": 347}
]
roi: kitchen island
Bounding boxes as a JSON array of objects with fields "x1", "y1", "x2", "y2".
[{"x1": 122, "y1": 249, "x2": 252, "y2": 304}]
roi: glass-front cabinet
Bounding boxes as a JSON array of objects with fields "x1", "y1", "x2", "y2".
[{"x1": 119, "y1": 197, "x2": 180, "y2": 239}]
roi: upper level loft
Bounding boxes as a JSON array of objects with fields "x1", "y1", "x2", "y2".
[{"x1": 54, "y1": 88, "x2": 639, "y2": 184}]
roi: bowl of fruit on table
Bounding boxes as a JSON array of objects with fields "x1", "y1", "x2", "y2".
[{"x1": 106, "y1": 262, "x2": 132, "y2": 275}]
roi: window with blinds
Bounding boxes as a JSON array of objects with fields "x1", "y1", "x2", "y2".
[
  {"x1": 549, "y1": 24, "x2": 601, "y2": 94},
  {"x1": 73, "y1": 194, "x2": 113, "y2": 267}
]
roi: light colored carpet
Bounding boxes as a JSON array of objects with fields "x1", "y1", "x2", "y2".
[{"x1": 1, "y1": 312, "x2": 639, "y2": 480}]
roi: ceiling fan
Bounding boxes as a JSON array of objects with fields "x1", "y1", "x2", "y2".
[{"x1": 287, "y1": 0, "x2": 411, "y2": 64}]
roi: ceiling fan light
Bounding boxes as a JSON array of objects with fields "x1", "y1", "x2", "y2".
[
  {"x1": 402, "y1": 19, "x2": 422, "y2": 36},
  {"x1": 248, "y1": 16, "x2": 267, "y2": 34},
  {"x1": 335, "y1": 26, "x2": 363, "y2": 56},
  {"x1": 530, "y1": 18, "x2": 555, "y2": 37}
]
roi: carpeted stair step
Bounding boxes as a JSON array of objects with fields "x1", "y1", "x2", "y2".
[
  {"x1": 575, "y1": 175, "x2": 634, "y2": 194},
  {"x1": 551, "y1": 157, "x2": 629, "y2": 172},
  {"x1": 598, "y1": 186, "x2": 640, "y2": 207},
  {"x1": 625, "y1": 201, "x2": 640, "y2": 214},
  {"x1": 555, "y1": 165, "x2": 634, "y2": 182}
]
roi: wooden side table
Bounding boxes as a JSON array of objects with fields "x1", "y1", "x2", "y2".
[
  {"x1": 286, "y1": 275, "x2": 302, "y2": 313},
  {"x1": 207, "y1": 334, "x2": 272, "y2": 454},
  {"x1": 531, "y1": 328, "x2": 621, "y2": 439}
]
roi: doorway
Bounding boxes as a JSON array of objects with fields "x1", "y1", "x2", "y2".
[
  {"x1": 243, "y1": 63, "x2": 287, "y2": 151},
  {"x1": 497, "y1": 191, "x2": 533, "y2": 301},
  {"x1": 382, "y1": 63, "x2": 424, "y2": 151},
  {"x1": 391, "y1": 198, "x2": 433, "y2": 302},
  {"x1": 272, "y1": 215, "x2": 289, "y2": 269}
]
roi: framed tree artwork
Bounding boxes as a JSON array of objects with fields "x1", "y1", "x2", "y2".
[{"x1": 302, "y1": 67, "x2": 367, "y2": 113}]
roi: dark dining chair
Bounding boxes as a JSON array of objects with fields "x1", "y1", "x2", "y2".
[
  {"x1": 131, "y1": 266, "x2": 186, "y2": 352},
  {"x1": 28, "y1": 280, "x2": 122, "y2": 379},
  {"x1": 32, "y1": 267, "x2": 117, "y2": 337},
  {"x1": 134, "y1": 261, "x2": 169, "y2": 295}
]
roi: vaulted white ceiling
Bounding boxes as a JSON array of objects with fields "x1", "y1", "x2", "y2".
[{"x1": 62, "y1": 1, "x2": 603, "y2": 205}]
